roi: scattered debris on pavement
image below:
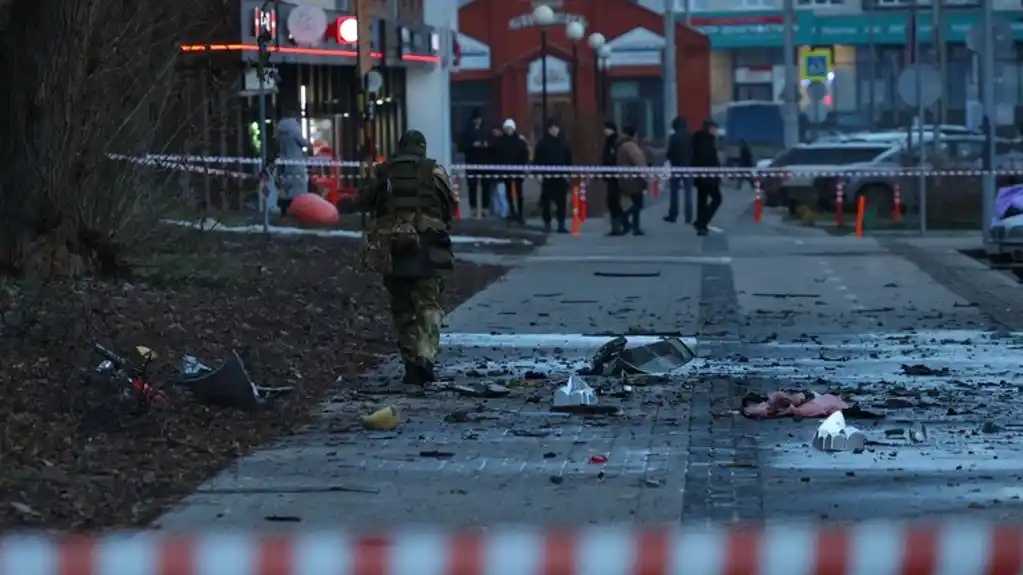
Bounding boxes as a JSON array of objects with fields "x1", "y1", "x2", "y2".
[
  {"x1": 174, "y1": 352, "x2": 294, "y2": 410},
  {"x1": 884, "y1": 422, "x2": 929, "y2": 444},
  {"x1": 90, "y1": 343, "x2": 170, "y2": 410},
  {"x1": 812, "y1": 411, "x2": 866, "y2": 453},
  {"x1": 742, "y1": 390, "x2": 851, "y2": 419},
  {"x1": 901, "y1": 364, "x2": 951, "y2": 376},
  {"x1": 577, "y1": 335, "x2": 695, "y2": 376},
  {"x1": 430, "y1": 381, "x2": 510, "y2": 398},
  {"x1": 578, "y1": 336, "x2": 628, "y2": 375},
  {"x1": 554, "y1": 374, "x2": 597, "y2": 407},
  {"x1": 362, "y1": 405, "x2": 399, "y2": 431}
]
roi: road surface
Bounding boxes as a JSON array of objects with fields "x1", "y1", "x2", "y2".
[{"x1": 156, "y1": 189, "x2": 1023, "y2": 529}]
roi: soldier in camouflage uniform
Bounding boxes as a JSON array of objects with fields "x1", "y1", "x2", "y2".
[{"x1": 355, "y1": 130, "x2": 457, "y2": 386}]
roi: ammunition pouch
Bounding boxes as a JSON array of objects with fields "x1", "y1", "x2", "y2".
[{"x1": 390, "y1": 230, "x2": 452, "y2": 278}]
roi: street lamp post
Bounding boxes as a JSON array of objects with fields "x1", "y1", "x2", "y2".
[
  {"x1": 587, "y1": 33, "x2": 606, "y2": 118},
  {"x1": 597, "y1": 45, "x2": 612, "y2": 118},
  {"x1": 566, "y1": 21, "x2": 586, "y2": 124},
  {"x1": 533, "y1": 4, "x2": 556, "y2": 124}
]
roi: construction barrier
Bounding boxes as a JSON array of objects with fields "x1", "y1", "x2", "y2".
[
  {"x1": 752, "y1": 178, "x2": 763, "y2": 223},
  {"x1": 3, "y1": 522, "x2": 1023, "y2": 574},
  {"x1": 856, "y1": 194, "x2": 867, "y2": 238},
  {"x1": 113, "y1": 154, "x2": 1023, "y2": 178},
  {"x1": 106, "y1": 154, "x2": 1013, "y2": 231},
  {"x1": 579, "y1": 179, "x2": 588, "y2": 223},
  {"x1": 571, "y1": 182, "x2": 581, "y2": 237},
  {"x1": 892, "y1": 182, "x2": 903, "y2": 221},
  {"x1": 834, "y1": 181, "x2": 845, "y2": 227}
]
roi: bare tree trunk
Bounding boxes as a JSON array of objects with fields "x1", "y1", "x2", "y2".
[{"x1": 0, "y1": 0, "x2": 221, "y2": 276}]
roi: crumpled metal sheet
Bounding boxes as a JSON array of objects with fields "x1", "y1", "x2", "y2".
[
  {"x1": 178, "y1": 351, "x2": 260, "y2": 410},
  {"x1": 613, "y1": 337, "x2": 696, "y2": 375}
]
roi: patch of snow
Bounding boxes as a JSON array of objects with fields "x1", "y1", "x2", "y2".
[{"x1": 162, "y1": 219, "x2": 527, "y2": 245}]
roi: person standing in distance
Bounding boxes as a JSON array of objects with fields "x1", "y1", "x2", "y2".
[
  {"x1": 355, "y1": 130, "x2": 457, "y2": 387},
  {"x1": 664, "y1": 117, "x2": 692, "y2": 223},
  {"x1": 493, "y1": 119, "x2": 530, "y2": 225},
  {"x1": 691, "y1": 120, "x2": 722, "y2": 236},
  {"x1": 602, "y1": 122, "x2": 625, "y2": 236},
  {"x1": 615, "y1": 125, "x2": 648, "y2": 236},
  {"x1": 532, "y1": 118, "x2": 573, "y2": 233},
  {"x1": 274, "y1": 106, "x2": 310, "y2": 216},
  {"x1": 457, "y1": 108, "x2": 491, "y2": 216}
]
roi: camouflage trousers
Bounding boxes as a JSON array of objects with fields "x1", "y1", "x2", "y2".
[{"x1": 382, "y1": 276, "x2": 444, "y2": 363}]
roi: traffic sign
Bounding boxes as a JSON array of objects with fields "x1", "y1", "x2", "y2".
[
  {"x1": 801, "y1": 50, "x2": 832, "y2": 83},
  {"x1": 897, "y1": 64, "x2": 941, "y2": 108}
]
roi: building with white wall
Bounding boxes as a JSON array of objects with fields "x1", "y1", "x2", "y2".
[{"x1": 406, "y1": 0, "x2": 457, "y2": 165}]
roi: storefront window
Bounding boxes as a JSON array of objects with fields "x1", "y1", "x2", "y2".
[{"x1": 608, "y1": 77, "x2": 664, "y2": 144}]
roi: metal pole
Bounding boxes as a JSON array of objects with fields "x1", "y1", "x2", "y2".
[
  {"x1": 541, "y1": 29, "x2": 549, "y2": 124},
  {"x1": 904, "y1": 7, "x2": 915, "y2": 155},
  {"x1": 933, "y1": 0, "x2": 946, "y2": 125},
  {"x1": 572, "y1": 42, "x2": 579, "y2": 125},
  {"x1": 257, "y1": 1, "x2": 274, "y2": 233},
  {"x1": 981, "y1": 0, "x2": 996, "y2": 243},
  {"x1": 867, "y1": 2, "x2": 876, "y2": 125},
  {"x1": 782, "y1": 0, "x2": 799, "y2": 148},
  {"x1": 914, "y1": 2, "x2": 926, "y2": 234},
  {"x1": 663, "y1": 0, "x2": 678, "y2": 140}
]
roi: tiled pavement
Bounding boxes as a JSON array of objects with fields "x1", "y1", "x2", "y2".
[{"x1": 157, "y1": 194, "x2": 1023, "y2": 529}]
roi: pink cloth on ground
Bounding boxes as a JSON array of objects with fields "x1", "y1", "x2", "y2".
[{"x1": 743, "y1": 391, "x2": 850, "y2": 419}]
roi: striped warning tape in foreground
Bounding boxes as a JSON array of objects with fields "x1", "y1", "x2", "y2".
[{"x1": 2, "y1": 522, "x2": 1022, "y2": 574}]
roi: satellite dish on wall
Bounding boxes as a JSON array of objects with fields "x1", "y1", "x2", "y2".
[{"x1": 288, "y1": 4, "x2": 328, "y2": 47}]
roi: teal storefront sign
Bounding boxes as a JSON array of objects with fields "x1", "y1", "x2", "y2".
[{"x1": 687, "y1": 10, "x2": 1023, "y2": 48}]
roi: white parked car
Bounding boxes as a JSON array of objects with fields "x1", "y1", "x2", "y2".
[{"x1": 760, "y1": 142, "x2": 900, "y2": 214}]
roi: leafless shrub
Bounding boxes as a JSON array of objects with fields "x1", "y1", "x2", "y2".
[{"x1": 0, "y1": 0, "x2": 229, "y2": 277}]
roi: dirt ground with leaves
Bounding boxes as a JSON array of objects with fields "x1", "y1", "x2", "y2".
[{"x1": 0, "y1": 228, "x2": 508, "y2": 530}]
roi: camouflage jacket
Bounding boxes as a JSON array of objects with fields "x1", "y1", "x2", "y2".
[{"x1": 356, "y1": 157, "x2": 457, "y2": 277}]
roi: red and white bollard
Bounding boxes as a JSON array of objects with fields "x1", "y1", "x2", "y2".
[
  {"x1": 834, "y1": 180, "x2": 845, "y2": 226},
  {"x1": 452, "y1": 171, "x2": 462, "y2": 220},
  {"x1": 753, "y1": 178, "x2": 763, "y2": 223},
  {"x1": 892, "y1": 182, "x2": 903, "y2": 221},
  {"x1": 579, "y1": 179, "x2": 588, "y2": 222}
]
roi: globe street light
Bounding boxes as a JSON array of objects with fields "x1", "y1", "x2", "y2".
[
  {"x1": 533, "y1": 4, "x2": 556, "y2": 124},
  {"x1": 565, "y1": 20, "x2": 585, "y2": 122}
]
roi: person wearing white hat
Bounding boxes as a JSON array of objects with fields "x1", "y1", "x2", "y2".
[{"x1": 492, "y1": 118, "x2": 530, "y2": 224}]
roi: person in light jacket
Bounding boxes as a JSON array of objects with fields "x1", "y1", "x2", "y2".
[
  {"x1": 615, "y1": 125, "x2": 648, "y2": 236},
  {"x1": 275, "y1": 108, "x2": 309, "y2": 215}
]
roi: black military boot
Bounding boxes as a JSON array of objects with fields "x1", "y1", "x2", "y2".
[{"x1": 402, "y1": 358, "x2": 436, "y2": 386}]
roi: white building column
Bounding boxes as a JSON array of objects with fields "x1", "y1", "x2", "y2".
[{"x1": 405, "y1": 0, "x2": 457, "y2": 166}]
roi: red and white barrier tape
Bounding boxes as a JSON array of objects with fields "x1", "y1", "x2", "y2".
[
  {"x1": 1, "y1": 522, "x2": 1022, "y2": 574},
  {"x1": 106, "y1": 155, "x2": 1023, "y2": 179}
]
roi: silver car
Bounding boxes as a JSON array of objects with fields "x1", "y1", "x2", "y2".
[{"x1": 761, "y1": 142, "x2": 900, "y2": 215}]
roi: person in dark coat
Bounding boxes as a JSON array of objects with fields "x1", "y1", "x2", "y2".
[
  {"x1": 737, "y1": 139, "x2": 755, "y2": 188},
  {"x1": 457, "y1": 108, "x2": 491, "y2": 214},
  {"x1": 532, "y1": 118, "x2": 573, "y2": 233},
  {"x1": 602, "y1": 121, "x2": 625, "y2": 235},
  {"x1": 492, "y1": 118, "x2": 530, "y2": 224},
  {"x1": 664, "y1": 116, "x2": 692, "y2": 223},
  {"x1": 691, "y1": 120, "x2": 722, "y2": 236}
]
